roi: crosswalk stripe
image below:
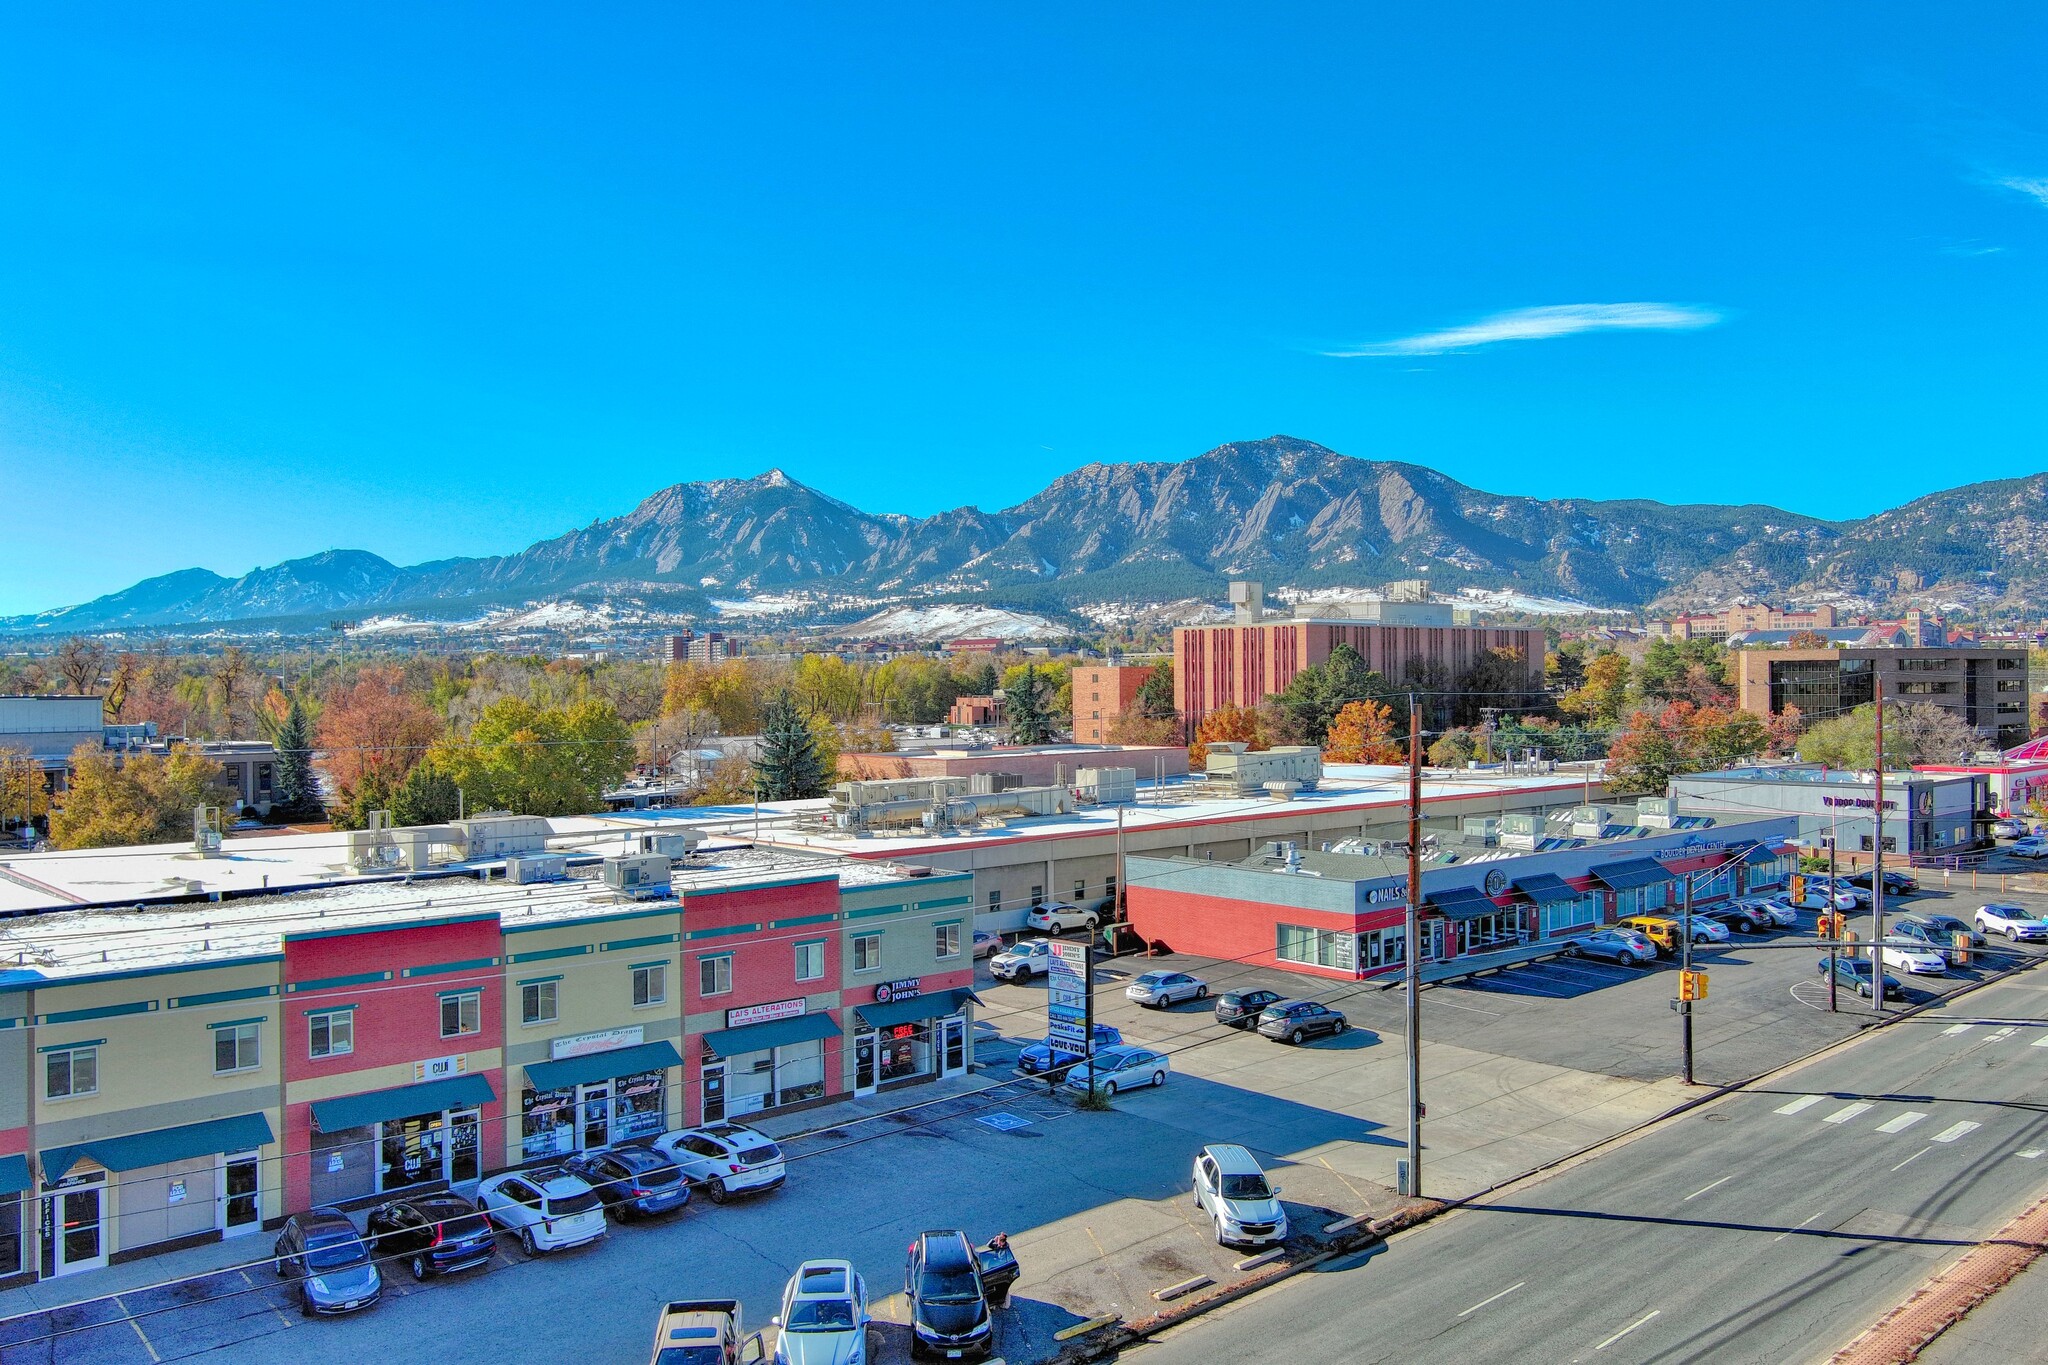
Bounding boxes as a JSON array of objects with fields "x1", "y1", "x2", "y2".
[
  {"x1": 1876, "y1": 1111, "x2": 1929, "y2": 1134},
  {"x1": 1943, "y1": 1024, "x2": 1974, "y2": 1036},
  {"x1": 2020, "y1": 1150, "x2": 2045, "y2": 1160},
  {"x1": 1824, "y1": 1102, "x2": 1875, "y2": 1125},
  {"x1": 1775, "y1": 1095, "x2": 1824, "y2": 1115},
  {"x1": 2032, "y1": 1034, "x2": 2048, "y2": 1048},
  {"x1": 1932, "y1": 1121, "x2": 1981, "y2": 1144},
  {"x1": 1989, "y1": 1027, "x2": 2018, "y2": 1041}
]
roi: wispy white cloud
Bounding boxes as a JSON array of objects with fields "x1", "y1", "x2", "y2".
[
  {"x1": 1325, "y1": 303, "x2": 1721, "y2": 358},
  {"x1": 1998, "y1": 175, "x2": 2048, "y2": 208}
]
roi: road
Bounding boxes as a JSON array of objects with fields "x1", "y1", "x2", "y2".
[{"x1": 1127, "y1": 962, "x2": 2048, "y2": 1365}]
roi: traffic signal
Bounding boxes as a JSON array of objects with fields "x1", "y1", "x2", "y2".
[{"x1": 1678, "y1": 970, "x2": 1709, "y2": 1002}]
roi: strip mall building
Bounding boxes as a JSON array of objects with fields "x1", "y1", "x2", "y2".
[
  {"x1": 0, "y1": 845, "x2": 976, "y2": 1286},
  {"x1": 1124, "y1": 804, "x2": 1800, "y2": 980}
]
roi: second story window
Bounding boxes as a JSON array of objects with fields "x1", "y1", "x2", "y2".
[
  {"x1": 698, "y1": 954, "x2": 733, "y2": 998},
  {"x1": 213, "y1": 1022, "x2": 260, "y2": 1074},
  {"x1": 441, "y1": 990, "x2": 481, "y2": 1039},
  {"x1": 794, "y1": 940, "x2": 825, "y2": 982},
  {"x1": 45, "y1": 1045, "x2": 97, "y2": 1100},
  {"x1": 520, "y1": 980, "x2": 559, "y2": 1026},
  {"x1": 934, "y1": 922, "x2": 961, "y2": 959},
  {"x1": 308, "y1": 1010, "x2": 354, "y2": 1060},
  {"x1": 852, "y1": 934, "x2": 883, "y2": 973},
  {"x1": 632, "y1": 963, "x2": 667, "y2": 1007}
]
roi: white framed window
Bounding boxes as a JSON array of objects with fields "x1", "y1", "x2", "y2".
[
  {"x1": 934, "y1": 922, "x2": 961, "y2": 959},
  {"x1": 1540, "y1": 895, "x2": 1599, "y2": 937},
  {"x1": 852, "y1": 934, "x2": 883, "y2": 973},
  {"x1": 794, "y1": 941, "x2": 825, "y2": 983},
  {"x1": 699, "y1": 954, "x2": 733, "y2": 997},
  {"x1": 45, "y1": 1045, "x2": 98, "y2": 1099},
  {"x1": 440, "y1": 990, "x2": 481, "y2": 1039},
  {"x1": 308, "y1": 1010, "x2": 354, "y2": 1059},
  {"x1": 212, "y1": 1022, "x2": 260, "y2": 1075},
  {"x1": 633, "y1": 963, "x2": 667, "y2": 1007},
  {"x1": 520, "y1": 979, "x2": 559, "y2": 1026}
]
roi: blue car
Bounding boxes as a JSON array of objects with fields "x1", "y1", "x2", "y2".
[
  {"x1": 562, "y1": 1147, "x2": 690, "y2": 1219},
  {"x1": 1017, "y1": 1024, "x2": 1122, "y2": 1076}
]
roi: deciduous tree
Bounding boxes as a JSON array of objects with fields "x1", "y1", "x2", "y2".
[
  {"x1": 1797, "y1": 702, "x2": 1978, "y2": 770},
  {"x1": 1188, "y1": 704, "x2": 1266, "y2": 766},
  {"x1": 53, "y1": 637, "x2": 107, "y2": 695},
  {"x1": 317, "y1": 667, "x2": 445, "y2": 815},
  {"x1": 0, "y1": 747, "x2": 51, "y2": 832},
  {"x1": 1325, "y1": 700, "x2": 1404, "y2": 764},
  {"x1": 49, "y1": 744, "x2": 233, "y2": 849}
]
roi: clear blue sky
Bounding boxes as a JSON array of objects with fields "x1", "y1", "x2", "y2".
[{"x1": 3, "y1": 5, "x2": 2045, "y2": 614}]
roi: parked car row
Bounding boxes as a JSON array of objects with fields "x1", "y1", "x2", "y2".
[{"x1": 272, "y1": 1122, "x2": 787, "y2": 1318}]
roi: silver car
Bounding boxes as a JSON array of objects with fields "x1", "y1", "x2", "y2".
[
  {"x1": 1565, "y1": 928, "x2": 1656, "y2": 965},
  {"x1": 1192, "y1": 1143, "x2": 1288, "y2": 1247},
  {"x1": 1125, "y1": 970, "x2": 1208, "y2": 1008},
  {"x1": 772, "y1": 1259, "x2": 870, "y2": 1365}
]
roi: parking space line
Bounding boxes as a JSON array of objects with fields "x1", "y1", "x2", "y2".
[
  {"x1": 1775, "y1": 1094, "x2": 1824, "y2": 1115},
  {"x1": 2033, "y1": 1034, "x2": 2048, "y2": 1048},
  {"x1": 1457, "y1": 1281, "x2": 1527, "y2": 1317},
  {"x1": 114, "y1": 1296, "x2": 161, "y2": 1364},
  {"x1": 241, "y1": 1268, "x2": 294, "y2": 1331},
  {"x1": 1823, "y1": 1102, "x2": 1875, "y2": 1124},
  {"x1": 1774, "y1": 1212, "x2": 1824, "y2": 1242},
  {"x1": 1594, "y1": 1309, "x2": 1660, "y2": 1351},
  {"x1": 1683, "y1": 1176, "x2": 1733, "y2": 1202},
  {"x1": 1892, "y1": 1145, "x2": 1933, "y2": 1172},
  {"x1": 2018, "y1": 1149, "x2": 2044, "y2": 1160},
  {"x1": 1933, "y1": 1121, "x2": 1981, "y2": 1143},
  {"x1": 1876, "y1": 1111, "x2": 1929, "y2": 1134}
]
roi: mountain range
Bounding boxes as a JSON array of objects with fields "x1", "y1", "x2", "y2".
[{"x1": 9, "y1": 437, "x2": 2045, "y2": 635}]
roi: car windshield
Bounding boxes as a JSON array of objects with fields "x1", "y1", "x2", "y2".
[
  {"x1": 305, "y1": 1231, "x2": 368, "y2": 1270},
  {"x1": 1220, "y1": 1174, "x2": 1272, "y2": 1199},
  {"x1": 656, "y1": 1349, "x2": 726, "y2": 1365},
  {"x1": 737, "y1": 1143, "x2": 781, "y2": 1166},
  {"x1": 786, "y1": 1299, "x2": 856, "y2": 1331},
  {"x1": 2004, "y1": 907, "x2": 2039, "y2": 921},
  {"x1": 545, "y1": 1190, "x2": 602, "y2": 1215},
  {"x1": 920, "y1": 1268, "x2": 981, "y2": 1304}
]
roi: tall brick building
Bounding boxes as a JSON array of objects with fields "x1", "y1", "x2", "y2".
[{"x1": 1070, "y1": 665, "x2": 1156, "y2": 742}]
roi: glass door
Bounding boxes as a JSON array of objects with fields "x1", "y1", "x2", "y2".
[
  {"x1": 854, "y1": 1031, "x2": 878, "y2": 1096},
  {"x1": 446, "y1": 1110, "x2": 481, "y2": 1185},
  {"x1": 941, "y1": 1017, "x2": 967, "y2": 1077},
  {"x1": 580, "y1": 1083, "x2": 612, "y2": 1152},
  {"x1": 218, "y1": 1153, "x2": 261, "y2": 1237},
  {"x1": 700, "y1": 1063, "x2": 726, "y2": 1124},
  {"x1": 50, "y1": 1177, "x2": 107, "y2": 1275}
]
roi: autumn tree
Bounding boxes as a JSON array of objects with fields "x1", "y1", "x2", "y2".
[
  {"x1": 0, "y1": 747, "x2": 51, "y2": 832},
  {"x1": 53, "y1": 637, "x2": 107, "y2": 695},
  {"x1": 49, "y1": 743, "x2": 234, "y2": 849},
  {"x1": 1785, "y1": 630, "x2": 1833, "y2": 650},
  {"x1": 1560, "y1": 652, "x2": 1631, "y2": 728},
  {"x1": 1324, "y1": 700, "x2": 1404, "y2": 764},
  {"x1": 1427, "y1": 728, "x2": 1479, "y2": 769},
  {"x1": 1189, "y1": 704, "x2": 1266, "y2": 766},
  {"x1": 1797, "y1": 702, "x2": 1978, "y2": 770},
  {"x1": 103, "y1": 653, "x2": 139, "y2": 721},
  {"x1": 317, "y1": 667, "x2": 445, "y2": 818},
  {"x1": 1603, "y1": 703, "x2": 1772, "y2": 795},
  {"x1": 210, "y1": 647, "x2": 257, "y2": 738},
  {"x1": 430, "y1": 697, "x2": 635, "y2": 817}
]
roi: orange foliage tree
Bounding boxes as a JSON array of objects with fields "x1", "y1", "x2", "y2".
[
  {"x1": 1324, "y1": 700, "x2": 1404, "y2": 764},
  {"x1": 316, "y1": 668, "x2": 444, "y2": 814},
  {"x1": 1188, "y1": 704, "x2": 1265, "y2": 766}
]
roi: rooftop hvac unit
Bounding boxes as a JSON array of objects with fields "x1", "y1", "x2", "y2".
[
  {"x1": 451, "y1": 815, "x2": 552, "y2": 859},
  {"x1": 1499, "y1": 812, "x2": 1541, "y2": 851},
  {"x1": 968, "y1": 772, "x2": 1027, "y2": 795},
  {"x1": 1568, "y1": 805, "x2": 1614, "y2": 837},
  {"x1": 506, "y1": 853, "x2": 569, "y2": 885},
  {"x1": 602, "y1": 854, "x2": 672, "y2": 900},
  {"x1": 1637, "y1": 797, "x2": 1678, "y2": 829},
  {"x1": 637, "y1": 830, "x2": 703, "y2": 859},
  {"x1": 922, "y1": 784, "x2": 1073, "y2": 831},
  {"x1": 1075, "y1": 767, "x2": 1137, "y2": 805}
]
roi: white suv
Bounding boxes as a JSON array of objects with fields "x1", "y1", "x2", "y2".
[
  {"x1": 1025, "y1": 902, "x2": 1099, "y2": 934},
  {"x1": 1976, "y1": 903, "x2": 2048, "y2": 941},
  {"x1": 1192, "y1": 1144, "x2": 1288, "y2": 1247},
  {"x1": 649, "y1": 1123, "x2": 787, "y2": 1202},
  {"x1": 475, "y1": 1169, "x2": 607, "y2": 1254},
  {"x1": 989, "y1": 939, "x2": 1054, "y2": 981}
]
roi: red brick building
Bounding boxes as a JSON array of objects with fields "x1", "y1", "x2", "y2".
[{"x1": 1070, "y1": 665, "x2": 1155, "y2": 743}]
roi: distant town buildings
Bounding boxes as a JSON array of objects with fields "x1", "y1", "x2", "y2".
[
  {"x1": 942, "y1": 637, "x2": 1006, "y2": 655},
  {"x1": 664, "y1": 630, "x2": 732, "y2": 664},
  {"x1": 1731, "y1": 644, "x2": 2029, "y2": 748},
  {"x1": 0, "y1": 695, "x2": 280, "y2": 813},
  {"x1": 945, "y1": 694, "x2": 1003, "y2": 726},
  {"x1": 1069, "y1": 664, "x2": 1154, "y2": 743},
  {"x1": 1173, "y1": 581, "x2": 1546, "y2": 731},
  {"x1": 1651, "y1": 603, "x2": 1838, "y2": 640}
]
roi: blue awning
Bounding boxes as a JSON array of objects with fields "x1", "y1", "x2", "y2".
[
  {"x1": 1510, "y1": 873, "x2": 1580, "y2": 905},
  {"x1": 42, "y1": 1111, "x2": 274, "y2": 1183},
  {"x1": 701, "y1": 1010, "x2": 841, "y2": 1058},
  {"x1": 0, "y1": 1154, "x2": 31, "y2": 1195},
  {"x1": 1424, "y1": 885, "x2": 1498, "y2": 921},
  {"x1": 1591, "y1": 858, "x2": 1672, "y2": 891},
  {"x1": 1742, "y1": 843, "x2": 1786, "y2": 865},
  {"x1": 855, "y1": 988, "x2": 981, "y2": 1029},
  {"x1": 523, "y1": 1040, "x2": 684, "y2": 1093},
  {"x1": 311, "y1": 1074, "x2": 495, "y2": 1134}
]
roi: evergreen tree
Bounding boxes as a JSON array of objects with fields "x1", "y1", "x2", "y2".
[
  {"x1": 753, "y1": 690, "x2": 831, "y2": 800},
  {"x1": 272, "y1": 697, "x2": 318, "y2": 818},
  {"x1": 391, "y1": 761, "x2": 463, "y2": 825},
  {"x1": 1133, "y1": 663, "x2": 1177, "y2": 720},
  {"x1": 1006, "y1": 666, "x2": 1056, "y2": 745}
]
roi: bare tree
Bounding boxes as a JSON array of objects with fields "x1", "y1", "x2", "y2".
[
  {"x1": 53, "y1": 637, "x2": 107, "y2": 695},
  {"x1": 211, "y1": 647, "x2": 256, "y2": 739}
]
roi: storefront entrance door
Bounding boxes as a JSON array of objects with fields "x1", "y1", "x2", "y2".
[
  {"x1": 940, "y1": 1017, "x2": 967, "y2": 1078},
  {"x1": 218, "y1": 1152, "x2": 261, "y2": 1237},
  {"x1": 446, "y1": 1110, "x2": 481, "y2": 1185},
  {"x1": 701, "y1": 1063, "x2": 726, "y2": 1124},
  {"x1": 854, "y1": 1031, "x2": 878, "y2": 1097},
  {"x1": 580, "y1": 1084, "x2": 611, "y2": 1152},
  {"x1": 1426, "y1": 922, "x2": 1446, "y2": 961},
  {"x1": 46, "y1": 1176, "x2": 107, "y2": 1275}
]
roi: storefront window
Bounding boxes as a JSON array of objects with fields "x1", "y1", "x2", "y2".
[
  {"x1": 380, "y1": 1113, "x2": 446, "y2": 1191},
  {"x1": 727, "y1": 1049, "x2": 774, "y2": 1115},
  {"x1": 310, "y1": 1126, "x2": 375, "y2": 1207},
  {"x1": 0, "y1": 1195, "x2": 20, "y2": 1277},
  {"x1": 776, "y1": 1041, "x2": 825, "y2": 1107},
  {"x1": 522, "y1": 1086, "x2": 577, "y2": 1160},
  {"x1": 879, "y1": 1021, "x2": 932, "y2": 1083},
  {"x1": 615, "y1": 1070, "x2": 668, "y2": 1141}
]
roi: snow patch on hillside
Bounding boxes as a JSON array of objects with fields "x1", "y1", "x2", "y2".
[{"x1": 841, "y1": 603, "x2": 1056, "y2": 642}]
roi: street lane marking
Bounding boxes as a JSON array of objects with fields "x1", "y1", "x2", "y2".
[
  {"x1": 1774, "y1": 1212, "x2": 1824, "y2": 1242},
  {"x1": 1990, "y1": 1027, "x2": 2018, "y2": 1041},
  {"x1": 1933, "y1": 1121, "x2": 1982, "y2": 1143},
  {"x1": 115, "y1": 1296, "x2": 162, "y2": 1365},
  {"x1": 1876, "y1": 1111, "x2": 1929, "y2": 1134},
  {"x1": 1776, "y1": 1095, "x2": 1824, "y2": 1115},
  {"x1": 2032, "y1": 1034, "x2": 2048, "y2": 1048},
  {"x1": 1892, "y1": 1146, "x2": 1933, "y2": 1172},
  {"x1": 2019, "y1": 1150, "x2": 2044, "y2": 1160},
  {"x1": 1595, "y1": 1310, "x2": 1661, "y2": 1351},
  {"x1": 1683, "y1": 1176, "x2": 1734, "y2": 1202},
  {"x1": 1824, "y1": 1102, "x2": 1875, "y2": 1124},
  {"x1": 1943, "y1": 1024, "x2": 1975, "y2": 1035},
  {"x1": 1457, "y1": 1282, "x2": 1527, "y2": 1317}
]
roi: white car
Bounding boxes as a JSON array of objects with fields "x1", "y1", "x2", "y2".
[
  {"x1": 2009, "y1": 838, "x2": 2048, "y2": 860},
  {"x1": 1125, "y1": 970, "x2": 1208, "y2": 1008},
  {"x1": 1780, "y1": 885, "x2": 1858, "y2": 912},
  {"x1": 1192, "y1": 1143, "x2": 1288, "y2": 1248},
  {"x1": 474, "y1": 1168, "x2": 607, "y2": 1254},
  {"x1": 1871, "y1": 938, "x2": 1946, "y2": 975},
  {"x1": 1992, "y1": 819, "x2": 2028, "y2": 840},
  {"x1": 1062, "y1": 1045, "x2": 1170, "y2": 1096},
  {"x1": 989, "y1": 938, "x2": 1054, "y2": 981},
  {"x1": 771, "y1": 1259, "x2": 869, "y2": 1365},
  {"x1": 1976, "y1": 903, "x2": 2048, "y2": 941},
  {"x1": 1025, "y1": 902, "x2": 1099, "y2": 934},
  {"x1": 1745, "y1": 896, "x2": 1800, "y2": 928},
  {"x1": 649, "y1": 1123, "x2": 788, "y2": 1202},
  {"x1": 1679, "y1": 915, "x2": 1730, "y2": 944}
]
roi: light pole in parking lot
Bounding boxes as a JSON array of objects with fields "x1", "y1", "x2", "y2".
[
  {"x1": 1680, "y1": 873, "x2": 1696, "y2": 1085},
  {"x1": 1402, "y1": 693, "x2": 1423, "y2": 1197}
]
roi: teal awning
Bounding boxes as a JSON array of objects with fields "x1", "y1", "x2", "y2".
[
  {"x1": 1592, "y1": 858, "x2": 1671, "y2": 891},
  {"x1": 523, "y1": 1039, "x2": 683, "y2": 1093},
  {"x1": 855, "y1": 988, "x2": 981, "y2": 1030},
  {"x1": 0, "y1": 1154, "x2": 31, "y2": 1194},
  {"x1": 1510, "y1": 873, "x2": 1580, "y2": 905},
  {"x1": 311, "y1": 1074, "x2": 495, "y2": 1134},
  {"x1": 1742, "y1": 843, "x2": 1786, "y2": 865},
  {"x1": 701, "y1": 1010, "x2": 841, "y2": 1058},
  {"x1": 42, "y1": 1111, "x2": 273, "y2": 1183},
  {"x1": 1424, "y1": 885, "x2": 1498, "y2": 921}
]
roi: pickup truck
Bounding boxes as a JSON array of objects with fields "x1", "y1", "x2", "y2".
[{"x1": 650, "y1": 1299, "x2": 764, "y2": 1365}]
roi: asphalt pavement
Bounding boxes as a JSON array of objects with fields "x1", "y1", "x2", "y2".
[{"x1": 1124, "y1": 961, "x2": 2048, "y2": 1365}]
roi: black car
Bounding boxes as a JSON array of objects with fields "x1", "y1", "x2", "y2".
[
  {"x1": 1256, "y1": 999, "x2": 1349, "y2": 1045},
  {"x1": 905, "y1": 1229, "x2": 994, "y2": 1360},
  {"x1": 1701, "y1": 902, "x2": 1772, "y2": 934},
  {"x1": 1846, "y1": 869, "x2": 1918, "y2": 895},
  {"x1": 1214, "y1": 989, "x2": 1285, "y2": 1029},
  {"x1": 274, "y1": 1208, "x2": 382, "y2": 1315},
  {"x1": 563, "y1": 1147, "x2": 691, "y2": 1219},
  {"x1": 365, "y1": 1194, "x2": 496, "y2": 1280}
]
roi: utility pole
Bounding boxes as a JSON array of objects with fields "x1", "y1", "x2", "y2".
[
  {"x1": 1827, "y1": 815, "x2": 1839, "y2": 1013},
  {"x1": 1871, "y1": 680, "x2": 1887, "y2": 1011},
  {"x1": 1115, "y1": 803, "x2": 1126, "y2": 948},
  {"x1": 1680, "y1": 870, "x2": 1696, "y2": 1086},
  {"x1": 1403, "y1": 692, "x2": 1424, "y2": 1197}
]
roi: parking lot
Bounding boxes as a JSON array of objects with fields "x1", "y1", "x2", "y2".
[{"x1": 6, "y1": 881, "x2": 2044, "y2": 1365}]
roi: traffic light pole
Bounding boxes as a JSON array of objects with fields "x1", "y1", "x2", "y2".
[
  {"x1": 1680, "y1": 873, "x2": 1695, "y2": 1086},
  {"x1": 1403, "y1": 693, "x2": 1423, "y2": 1198},
  {"x1": 1871, "y1": 681, "x2": 1888, "y2": 1012},
  {"x1": 1827, "y1": 821, "x2": 1839, "y2": 1013}
]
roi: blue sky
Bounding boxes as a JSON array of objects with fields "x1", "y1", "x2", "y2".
[{"x1": 3, "y1": 4, "x2": 2045, "y2": 614}]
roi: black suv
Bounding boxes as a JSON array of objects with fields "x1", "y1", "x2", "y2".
[
  {"x1": 1214, "y1": 989, "x2": 1284, "y2": 1029},
  {"x1": 905, "y1": 1229, "x2": 994, "y2": 1359},
  {"x1": 1256, "y1": 1000, "x2": 1348, "y2": 1045},
  {"x1": 365, "y1": 1194, "x2": 496, "y2": 1280}
]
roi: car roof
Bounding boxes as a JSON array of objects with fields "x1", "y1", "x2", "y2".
[
  {"x1": 917, "y1": 1230, "x2": 974, "y2": 1267},
  {"x1": 531, "y1": 1171, "x2": 589, "y2": 1194},
  {"x1": 1201, "y1": 1143, "x2": 1266, "y2": 1174},
  {"x1": 296, "y1": 1207, "x2": 355, "y2": 1232},
  {"x1": 794, "y1": 1259, "x2": 855, "y2": 1296}
]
